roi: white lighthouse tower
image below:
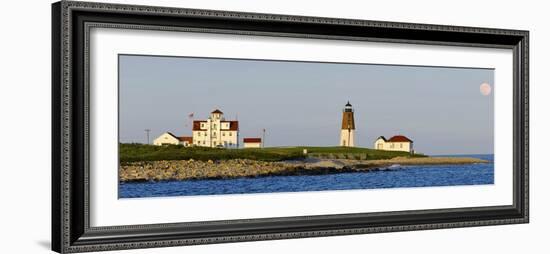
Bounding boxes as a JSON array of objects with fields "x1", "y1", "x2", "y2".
[{"x1": 340, "y1": 101, "x2": 356, "y2": 147}]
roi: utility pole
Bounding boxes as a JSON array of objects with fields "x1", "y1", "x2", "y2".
[
  {"x1": 262, "y1": 128, "x2": 266, "y2": 148},
  {"x1": 144, "y1": 129, "x2": 151, "y2": 145}
]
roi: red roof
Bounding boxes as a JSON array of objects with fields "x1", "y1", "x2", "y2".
[
  {"x1": 178, "y1": 136, "x2": 193, "y2": 143},
  {"x1": 192, "y1": 121, "x2": 205, "y2": 131},
  {"x1": 387, "y1": 135, "x2": 413, "y2": 143},
  {"x1": 243, "y1": 138, "x2": 261, "y2": 143},
  {"x1": 224, "y1": 121, "x2": 239, "y2": 131},
  {"x1": 192, "y1": 120, "x2": 239, "y2": 131}
]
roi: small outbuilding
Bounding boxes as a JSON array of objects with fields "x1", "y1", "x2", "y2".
[
  {"x1": 243, "y1": 138, "x2": 262, "y2": 148},
  {"x1": 374, "y1": 135, "x2": 414, "y2": 153},
  {"x1": 153, "y1": 132, "x2": 193, "y2": 147},
  {"x1": 177, "y1": 136, "x2": 193, "y2": 147}
]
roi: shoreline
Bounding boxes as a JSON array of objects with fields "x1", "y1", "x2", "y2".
[{"x1": 119, "y1": 156, "x2": 489, "y2": 182}]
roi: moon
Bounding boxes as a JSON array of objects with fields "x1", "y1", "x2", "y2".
[{"x1": 480, "y1": 82, "x2": 492, "y2": 96}]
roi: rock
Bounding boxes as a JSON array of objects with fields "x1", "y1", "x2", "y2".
[{"x1": 118, "y1": 156, "x2": 487, "y2": 182}]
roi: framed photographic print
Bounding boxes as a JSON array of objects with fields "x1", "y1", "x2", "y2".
[{"x1": 51, "y1": 1, "x2": 529, "y2": 253}]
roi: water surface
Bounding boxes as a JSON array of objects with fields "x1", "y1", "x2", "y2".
[{"x1": 119, "y1": 154, "x2": 494, "y2": 198}]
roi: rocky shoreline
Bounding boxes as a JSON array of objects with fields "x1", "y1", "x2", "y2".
[{"x1": 119, "y1": 157, "x2": 488, "y2": 182}]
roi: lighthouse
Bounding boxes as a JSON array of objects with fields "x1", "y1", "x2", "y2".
[{"x1": 340, "y1": 101, "x2": 356, "y2": 147}]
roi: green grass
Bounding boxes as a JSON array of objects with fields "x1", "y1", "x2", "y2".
[
  {"x1": 120, "y1": 143, "x2": 425, "y2": 163},
  {"x1": 291, "y1": 146, "x2": 425, "y2": 160}
]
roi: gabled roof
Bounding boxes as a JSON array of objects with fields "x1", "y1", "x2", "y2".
[
  {"x1": 376, "y1": 136, "x2": 387, "y2": 141},
  {"x1": 165, "y1": 132, "x2": 178, "y2": 139},
  {"x1": 243, "y1": 138, "x2": 261, "y2": 143},
  {"x1": 211, "y1": 109, "x2": 223, "y2": 114},
  {"x1": 162, "y1": 132, "x2": 192, "y2": 143},
  {"x1": 387, "y1": 135, "x2": 413, "y2": 143},
  {"x1": 178, "y1": 136, "x2": 193, "y2": 142}
]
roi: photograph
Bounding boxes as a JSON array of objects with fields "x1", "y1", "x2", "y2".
[
  {"x1": 118, "y1": 55, "x2": 495, "y2": 198},
  {"x1": 46, "y1": 1, "x2": 532, "y2": 253}
]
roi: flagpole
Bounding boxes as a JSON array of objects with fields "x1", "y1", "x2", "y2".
[
  {"x1": 236, "y1": 113, "x2": 239, "y2": 149},
  {"x1": 188, "y1": 112, "x2": 194, "y2": 145}
]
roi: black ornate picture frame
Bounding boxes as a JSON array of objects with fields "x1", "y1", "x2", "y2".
[{"x1": 52, "y1": 1, "x2": 529, "y2": 253}]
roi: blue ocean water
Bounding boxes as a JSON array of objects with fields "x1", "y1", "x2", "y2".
[{"x1": 119, "y1": 154, "x2": 494, "y2": 198}]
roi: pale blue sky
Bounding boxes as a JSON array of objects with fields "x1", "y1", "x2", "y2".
[{"x1": 119, "y1": 55, "x2": 494, "y2": 155}]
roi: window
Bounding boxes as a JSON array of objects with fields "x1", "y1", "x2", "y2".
[
  {"x1": 201, "y1": 123, "x2": 204, "y2": 128},
  {"x1": 229, "y1": 132, "x2": 232, "y2": 136},
  {"x1": 222, "y1": 132, "x2": 225, "y2": 136},
  {"x1": 400, "y1": 143, "x2": 403, "y2": 148},
  {"x1": 198, "y1": 132, "x2": 201, "y2": 137}
]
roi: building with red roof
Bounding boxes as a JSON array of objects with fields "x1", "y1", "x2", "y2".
[
  {"x1": 243, "y1": 138, "x2": 262, "y2": 148},
  {"x1": 153, "y1": 132, "x2": 193, "y2": 147},
  {"x1": 153, "y1": 108, "x2": 240, "y2": 148},
  {"x1": 374, "y1": 135, "x2": 414, "y2": 153},
  {"x1": 191, "y1": 109, "x2": 239, "y2": 148}
]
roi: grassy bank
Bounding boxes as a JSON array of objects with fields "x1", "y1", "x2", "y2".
[{"x1": 119, "y1": 143, "x2": 425, "y2": 163}]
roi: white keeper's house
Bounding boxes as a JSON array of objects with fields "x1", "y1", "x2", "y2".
[
  {"x1": 153, "y1": 132, "x2": 193, "y2": 147},
  {"x1": 192, "y1": 109, "x2": 239, "y2": 148},
  {"x1": 374, "y1": 135, "x2": 414, "y2": 153}
]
